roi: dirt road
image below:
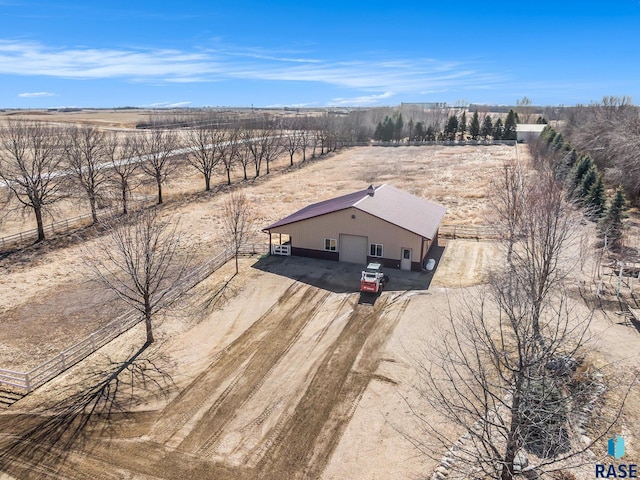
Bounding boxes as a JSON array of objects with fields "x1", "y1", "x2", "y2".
[{"x1": 0, "y1": 262, "x2": 416, "y2": 479}]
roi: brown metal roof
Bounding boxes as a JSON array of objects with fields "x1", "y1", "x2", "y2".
[{"x1": 264, "y1": 184, "x2": 446, "y2": 240}]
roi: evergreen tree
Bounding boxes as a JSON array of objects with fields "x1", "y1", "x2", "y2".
[
  {"x1": 425, "y1": 125, "x2": 436, "y2": 141},
  {"x1": 373, "y1": 122, "x2": 384, "y2": 141},
  {"x1": 373, "y1": 116, "x2": 397, "y2": 142},
  {"x1": 584, "y1": 174, "x2": 606, "y2": 219},
  {"x1": 469, "y1": 110, "x2": 480, "y2": 140},
  {"x1": 555, "y1": 148, "x2": 579, "y2": 182},
  {"x1": 536, "y1": 116, "x2": 548, "y2": 124},
  {"x1": 503, "y1": 109, "x2": 517, "y2": 140},
  {"x1": 444, "y1": 115, "x2": 458, "y2": 140},
  {"x1": 481, "y1": 115, "x2": 493, "y2": 140},
  {"x1": 540, "y1": 125, "x2": 556, "y2": 144},
  {"x1": 599, "y1": 185, "x2": 628, "y2": 245},
  {"x1": 578, "y1": 165, "x2": 597, "y2": 200},
  {"x1": 407, "y1": 118, "x2": 414, "y2": 141},
  {"x1": 458, "y1": 111, "x2": 467, "y2": 141},
  {"x1": 414, "y1": 121, "x2": 426, "y2": 141},
  {"x1": 493, "y1": 118, "x2": 504, "y2": 140},
  {"x1": 384, "y1": 116, "x2": 395, "y2": 141},
  {"x1": 551, "y1": 132, "x2": 565, "y2": 151},
  {"x1": 567, "y1": 155, "x2": 594, "y2": 197},
  {"x1": 393, "y1": 113, "x2": 404, "y2": 142}
]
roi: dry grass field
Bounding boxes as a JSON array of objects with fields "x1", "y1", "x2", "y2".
[
  {"x1": 0, "y1": 108, "x2": 160, "y2": 129},
  {"x1": 0, "y1": 141, "x2": 516, "y2": 371},
  {"x1": 0, "y1": 116, "x2": 639, "y2": 479}
]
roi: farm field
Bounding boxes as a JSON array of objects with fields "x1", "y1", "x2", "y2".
[{"x1": 1, "y1": 139, "x2": 639, "y2": 479}]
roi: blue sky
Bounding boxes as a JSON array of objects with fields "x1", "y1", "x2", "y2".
[{"x1": 1, "y1": 1, "x2": 639, "y2": 108}]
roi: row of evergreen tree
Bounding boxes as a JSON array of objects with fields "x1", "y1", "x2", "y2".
[
  {"x1": 373, "y1": 109, "x2": 546, "y2": 142},
  {"x1": 540, "y1": 126, "x2": 628, "y2": 245}
]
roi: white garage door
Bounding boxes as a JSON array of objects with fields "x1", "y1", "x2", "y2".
[{"x1": 339, "y1": 234, "x2": 368, "y2": 265}]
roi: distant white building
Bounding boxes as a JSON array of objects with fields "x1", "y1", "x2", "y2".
[{"x1": 516, "y1": 124, "x2": 547, "y2": 142}]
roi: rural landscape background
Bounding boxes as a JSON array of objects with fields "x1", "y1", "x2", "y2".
[
  {"x1": 1, "y1": 1, "x2": 640, "y2": 479},
  {"x1": 0, "y1": 102, "x2": 638, "y2": 479}
]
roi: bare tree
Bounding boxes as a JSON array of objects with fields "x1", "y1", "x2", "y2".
[
  {"x1": 88, "y1": 208, "x2": 189, "y2": 345},
  {"x1": 298, "y1": 128, "x2": 310, "y2": 162},
  {"x1": 104, "y1": 132, "x2": 139, "y2": 215},
  {"x1": 262, "y1": 129, "x2": 284, "y2": 175},
  {"x1": 243, "y1": 127, "x2": 264, "y2": 178},
  {"x1": 243, "y1": 129, "x2": 281, "y2": 178},
  {"x1": 184, "y1": 122, "x2": 226, "y2": 191},
  {"x1": 562, "y1": 97, "x2": 640, "y2": 205},
  {"x1": 490, "y1": 162, "x2": 525, "y2": 269},
  {"x1": 516, "y1": 96, "x2": 535, "y2": 124},
  {"x1": 284, "y1": 129, "x2": 301, "y2": 166},
  {"x1": 65, "y1": 126, "x2": 109, "y2": 223},
  {"x1": 234, "y1": 127, "x2": 253, "y2": 181},
  {"x1": 222, "y1": 190, "x2": 253, "y2": 275},
  {"x1": 244, "y1": 126, "x2": 282, "y2": 177},
  {"x1": 403, "y1": 156, "x2": 636, "y2": 478},
  {"x1": 136, "y1": 128, "x2": 179, "y2": 204},
  {"x1": 491, "y1": 161, "x2": 581, "y2": 344},
  {"x1": 311, "y1": 126, "x2": 322, "y2": 158},
  {"x1": 408, "y1": 172, "x2": 629, "y2": 478},
  {"x1": 344, "y1": 109, "x2": 374, "y2": 143},
  {"x1": 0, "y1": 120, "x2": 65, "y2": 241},
  {"x1": 221, "y1": 129, "x2": 237, "y2": 185},
  {"x1": 511, "y1": 170, "x2": 580, "y2": 343},
  {"x1": 410, "y1": 274, "x2": 628, "y2": 479},
  {"x1": 213, "y1": 130, "x2": 234, "y2": 186},
  {"x1": 318, "y1": 113, "x2": 339, "y2": 154}
]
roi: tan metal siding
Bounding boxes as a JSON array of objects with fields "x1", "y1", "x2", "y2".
[{"x1": 269, "y1": 207, "x2": 422, "y2": 261}]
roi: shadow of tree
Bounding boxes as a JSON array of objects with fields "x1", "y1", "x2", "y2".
[{"x1": 0, "y1": 343, "x2": 174, "y2": 478}]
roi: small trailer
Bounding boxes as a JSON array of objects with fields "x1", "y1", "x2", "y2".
[{"x1": 360, "y1": 262, "x2": 386, "y2": 293}]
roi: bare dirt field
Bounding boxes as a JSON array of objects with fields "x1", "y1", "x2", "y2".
[{"x1": 1, "y1": 140, "x2": 639, "y2": 479}]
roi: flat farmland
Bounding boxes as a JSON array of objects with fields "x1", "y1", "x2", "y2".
[{"x1": 2, "y1": 142, "x2": 637, "y2": 479}]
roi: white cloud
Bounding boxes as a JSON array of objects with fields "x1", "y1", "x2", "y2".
[
  {"x1": 0, "y1": 39, "x2": 505, "y2": 103},
  {"x1": 329, "y1": 92, "x2": 395, "y2": 106},
  {"x1": 0, "y1": 40, "x2": 221, "y2": 81},
  {"x1": 18, "y1": 91, "x2": 57, "y2": 98},
  {"x1": 265, "y1": 102, "x2": 319, "y2": 108},
  {"x1": 144, "y1": 101, "x2": 192, "y2": 108}
]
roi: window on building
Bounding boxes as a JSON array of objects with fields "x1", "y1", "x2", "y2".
[
  {"x1": 370, "y1": 243, "x2": 383, "y2": 257},
  {"x1": 324, "y1": 238, "x2": 337, "y2": 251}
]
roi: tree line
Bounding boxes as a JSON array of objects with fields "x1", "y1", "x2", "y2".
[
  {"x1": 530, "y1": 123, "x2": 628, "y2": 248},
  {"x1": 0, "y1": 112, "x2": 360, "y2": 243},
  {"x1": 372, "y1": 108, "x2": 543, "y2": 143},
  {"x1": 559, "y1": 96, "x2": 640, "y2": 210},
  {"x1": 410, "y1": 130, "x2": 632, "y2": 479}
]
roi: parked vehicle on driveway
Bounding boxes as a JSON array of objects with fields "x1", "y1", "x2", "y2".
[{"x1": 360, "y1": 262, "x2": 386, "y2": 293}]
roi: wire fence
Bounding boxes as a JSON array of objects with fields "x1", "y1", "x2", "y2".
[{"x1": 0, "y1": 243, "x2": 269, "y2": 394}]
